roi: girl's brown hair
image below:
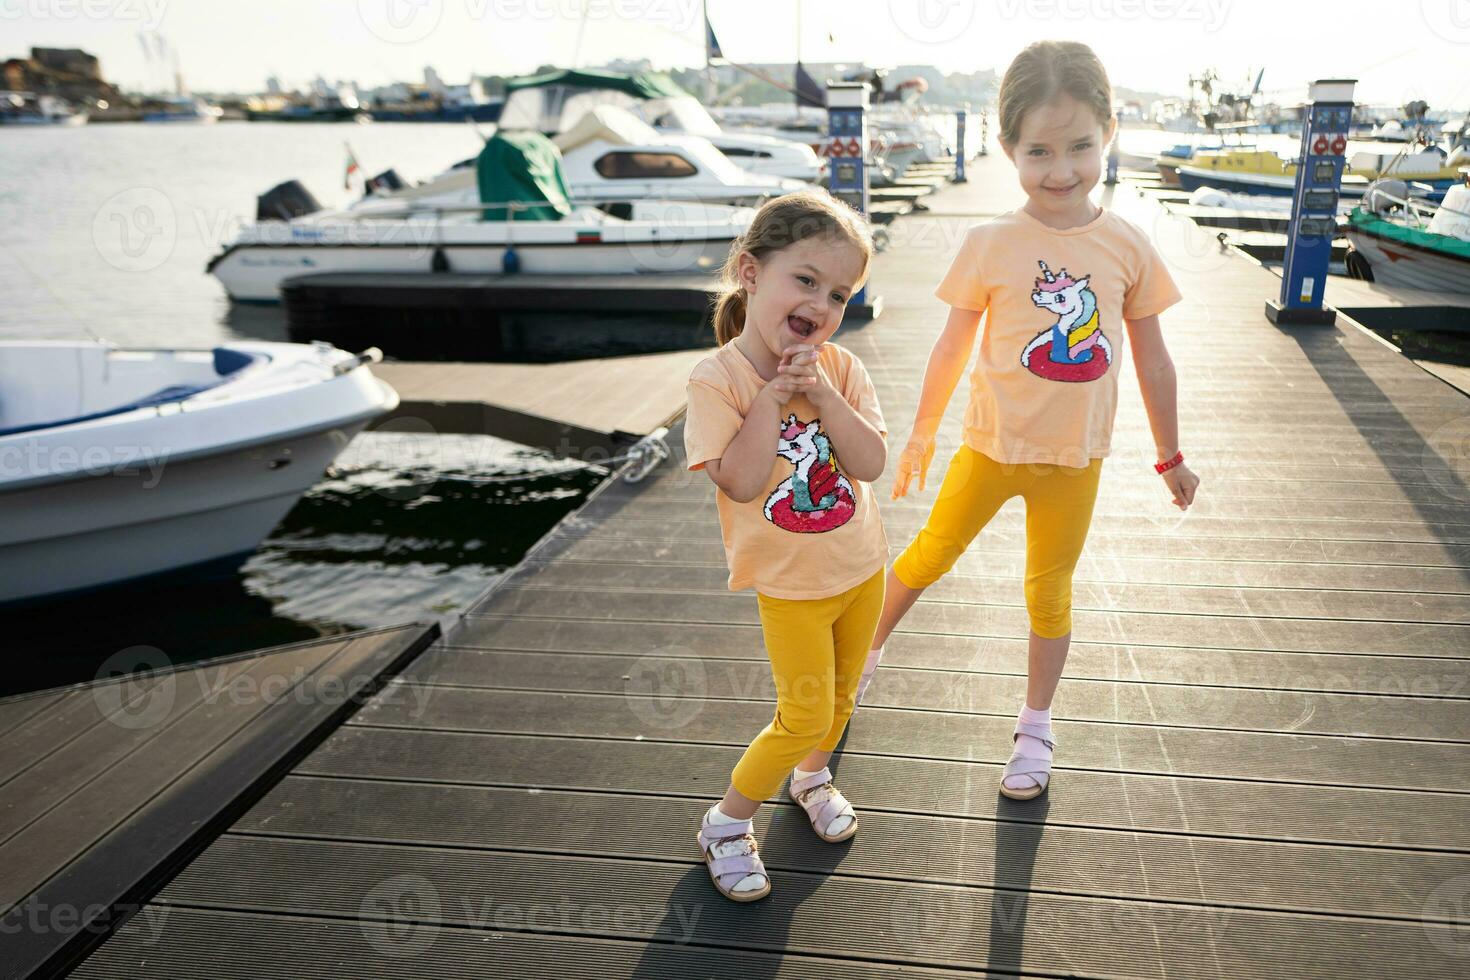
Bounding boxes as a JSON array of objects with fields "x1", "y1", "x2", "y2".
[
  {"x1": 997, "y1": 40, "x2": 1113, "y2": 148},
  {"x1": 712, "y1": 189, "x2": 874, "y2": 346}
]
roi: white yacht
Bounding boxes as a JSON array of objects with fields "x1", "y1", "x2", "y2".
[{"x1": 209, "y1": 128, "x2": 754, "y2": 302}]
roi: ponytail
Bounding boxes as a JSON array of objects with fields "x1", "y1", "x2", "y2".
[{"x1": 712, "y1": 286, "x2": 746, "y2": 345}]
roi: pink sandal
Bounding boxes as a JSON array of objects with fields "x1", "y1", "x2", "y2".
[
  {"x1": 698, "y1": 808, "x2": 771, "y2": 902},
  {"x1": 999, "y1": 719, "x2": 1056, "y2": 801},
  {"x1": 787, "y1": 767, "x2": 858, "y2": 843}
]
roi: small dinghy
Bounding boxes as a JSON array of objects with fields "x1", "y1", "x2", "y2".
[{"x1": 0, "y1": 340, "x2": 399, "y2": 605}]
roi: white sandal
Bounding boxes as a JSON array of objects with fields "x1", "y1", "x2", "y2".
[
  {"x1": 698, "y1": 807, "x2": 772, "y2": 902},
  {"x1": 999, "y1": 719, "x2": 1056, "y2": 801},
  {"x1": 788, "y1": 767, "x2": 858, "y2": 843}
]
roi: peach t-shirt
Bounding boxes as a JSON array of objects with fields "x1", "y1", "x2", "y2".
[
  {"x1": 683, "y1": 339, "x2": 889, "y2": 600},
  {"x1": 935, "y1": 206, "x2": 1183, "y2": 466}
]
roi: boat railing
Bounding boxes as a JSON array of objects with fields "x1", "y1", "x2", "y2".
[
  {"x1": 341, "y1": 196, "x2": 744, "y2": 223},
  {"x1": 1362, "y1": 182, "x2": 1470, "y2": 230}
]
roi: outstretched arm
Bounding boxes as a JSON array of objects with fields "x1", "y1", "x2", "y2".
[{"x1": 893, "y1": 304, "x2": 984, "y2": 498}]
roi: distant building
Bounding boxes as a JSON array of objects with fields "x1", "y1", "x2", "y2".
[{"x1": 1, "y1": 47, "x2": 123, "y2": 106}]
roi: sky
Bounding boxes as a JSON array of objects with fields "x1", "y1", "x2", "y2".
[{"x1": 3, "y1": 0, "x2": 1468, "y2": 109}]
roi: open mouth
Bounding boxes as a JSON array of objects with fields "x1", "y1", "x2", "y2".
[{"x1": 787, "y1": 314, "x2": 818, "y2": 338}]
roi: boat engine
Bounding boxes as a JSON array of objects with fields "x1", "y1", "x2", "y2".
[{"x1": 256, "y1": 180, "x2": 323, "y2": 221}]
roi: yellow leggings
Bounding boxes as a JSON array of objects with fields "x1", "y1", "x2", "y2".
[
  {"x1": 892, "y1": 444, "x2": 1103, "y2": 639},
  {"x1": 730, "y1": 566, "x2": 886, "y2": 802}
]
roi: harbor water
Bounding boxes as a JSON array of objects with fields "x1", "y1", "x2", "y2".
[{"x1": 0, "y1": 122, "x2": 619, "y2": 695}]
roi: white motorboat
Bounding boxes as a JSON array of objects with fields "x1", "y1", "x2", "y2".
[
  {"x1": 0, "y1": 91, "x2": 87, "y2": 126},
  {"x1": 142, "y1": 95, "x2": 224, "y2": 123},
  {"x1": 551, "y1": 105, "x2": 806, "y2": 206},
  {"x1": 209, "y1": 128, "x2": 754, "y2": 302},
  {"x1": 497, "y1": 68, "x2": 823, "y2": 183},
  {"x1": 0, "y1": 340, "x2": 399, "y2": 605},
  {"x1": 710, "y1": 103, "x2": 923, "y2": 186}
]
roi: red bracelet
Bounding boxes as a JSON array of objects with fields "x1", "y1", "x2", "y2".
[{"x1": 1154, "y1": 450, "x2": 1184, "y2": 474}]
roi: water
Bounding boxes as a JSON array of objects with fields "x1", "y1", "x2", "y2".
[{"x1": 0, "y1": 122, "x2": 613, "y2": 695}]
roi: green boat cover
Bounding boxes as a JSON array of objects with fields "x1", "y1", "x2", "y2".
[
  {"x1": 1349, "y1": 206, "x2": 1470, "y2": 260},
  {"x1": 475, "y1": 129, "x2": 572, "y2": 221},
  {"x1": 503, "y1": 68, "x2": 688, "y2": 100}
]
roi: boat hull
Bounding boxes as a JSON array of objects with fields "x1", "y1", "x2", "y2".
[
  {"x1": 1345, "y1": 225, "x2": 1470, "y2": 294},
  {"x1": 210, "y1": 234, "x2": 740, "y2": 302},
  {"x1": 0, "y1": 419, "x2": 372, "y2": 604}
]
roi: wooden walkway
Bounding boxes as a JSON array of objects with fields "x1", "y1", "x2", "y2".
[
  {"x1": 66, "y1": 156, "x2": 1470, "y2": 977},
  {"x1": 0, "y1": 623, "x2": 439, "y2": 980}
]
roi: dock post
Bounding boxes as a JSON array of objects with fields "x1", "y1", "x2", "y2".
[
  {"x1": 1265, "y1": 78, "x2": 1356, "y2": 326},
  {"x1": 954, "y1": 104, "x2": 968, "y2": 183},
  {"x1": 825, "y1": 80, "x2": 882, "y2": 317}
]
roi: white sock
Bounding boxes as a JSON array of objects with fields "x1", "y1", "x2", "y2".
[
  {"x1": 706, "y1": 804, "x2": 766, "y2": 893},
  {"x1": 1004, "y1": 704, "x2": 1054, "y2": 791},
  {"x1": 792, "y1": 766, "x2": 854, "y2": 837}
]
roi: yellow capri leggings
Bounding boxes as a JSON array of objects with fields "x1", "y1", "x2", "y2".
[
  {"x1": 892, "y1": 444, "x2": 1103, "y2": 639},
  {"x1": 730, "y1": 565, "x2": 886, "y2": 802}
]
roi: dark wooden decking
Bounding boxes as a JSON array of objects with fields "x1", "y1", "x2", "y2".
[
  {"x1": 0, "y1": 623, "x2": 439, "y2": 980},
  {"x1": 65, "y1": 154, "x2": 1470, "y2": 977}
]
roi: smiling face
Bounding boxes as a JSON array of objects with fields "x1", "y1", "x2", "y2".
[
  {"x1": 737, "y1": 234, "x2": 868, "y2": 361},
  {"x1": 1003, "y1": 93, "x2": 1115, "y2": 221}
]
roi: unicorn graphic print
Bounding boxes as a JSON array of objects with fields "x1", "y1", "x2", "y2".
[
  {"x1": 763, "y1": 413, "x2": 856, "y2": 534},
  {"x1": 1021, "y1": 259, "x2": 1113, "y2": 383}
]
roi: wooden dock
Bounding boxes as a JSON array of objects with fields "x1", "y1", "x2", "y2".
[
  {"x1": 0, "y1": 623, "x2": 439, "y2": 980},
  {"x1": 44, "y1": 154, "x2": 1470, "y2": 977}
]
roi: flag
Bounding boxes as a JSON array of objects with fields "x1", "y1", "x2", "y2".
[
  {"x1": 705, "y1": 10, "x2": 725, "y2": 64},
  {"x1": 344, "y1": 144, "x2": 361, "y2": 191}
]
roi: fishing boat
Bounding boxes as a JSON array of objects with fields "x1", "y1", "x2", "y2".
[
  {"x1": 1344, "y1": 177, "x2": 1470, "y2": 293},
  {"x1": 0, "y1": 340, "x2": 398, "y2": 605},
  {"x1": 1175, "y1": 148, "x2": 1372, "y2": 198},
  {"x1": 208, "y1": 128, "x2": 753, "y2": 302}
]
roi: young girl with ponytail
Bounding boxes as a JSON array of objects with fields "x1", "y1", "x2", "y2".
[{"x1": 683, "y1": 189, "x2": 887, "y2": 902}]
